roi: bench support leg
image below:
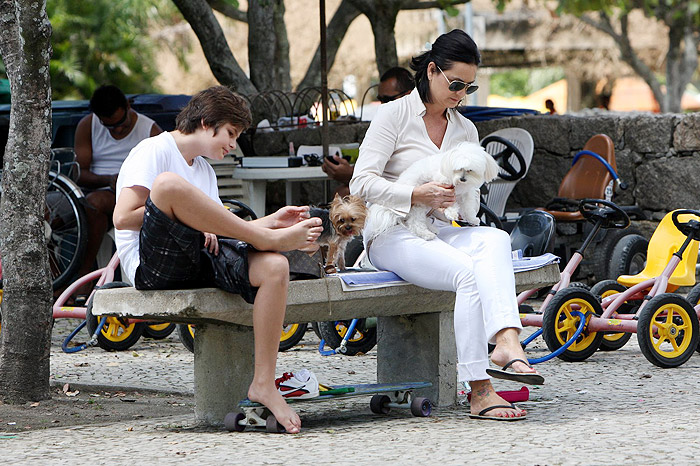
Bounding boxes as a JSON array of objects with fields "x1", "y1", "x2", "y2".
[
  {"x1": 377, "y1": 311, "x2": 456, "y2": 406},
  {"x1": 194, "y1": 323, "x2": 254, "y2": 426}
]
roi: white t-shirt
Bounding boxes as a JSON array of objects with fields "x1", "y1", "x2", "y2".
[
  {"x1": 91, "y1": 112, "x2": 156, "y2": 176},
  {"x1": 115, "y1": 132, "x2": 222, "y2": 284},
  {"x1": 349, "y1": 88, "x2": 479, "y2": 217}
]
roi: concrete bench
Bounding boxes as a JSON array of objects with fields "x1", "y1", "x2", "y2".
[{"x1": 92, "y1": 264, "x2": 560, "y2": 425}]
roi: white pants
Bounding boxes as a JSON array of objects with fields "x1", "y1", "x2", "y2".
[{"x1": 365, "y1": 219, "x2": 522, "y2": 382}]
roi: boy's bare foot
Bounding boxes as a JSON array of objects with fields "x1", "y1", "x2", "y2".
[
  {"x1": 267, "y1": 218, "x2": 323, "y2": 252},
  {"x1": 248, "y1": 383, "x2": 301, "y2": 434},
  {"x1": 469, "y1": 380, "x2": 526, "y2": 419}
]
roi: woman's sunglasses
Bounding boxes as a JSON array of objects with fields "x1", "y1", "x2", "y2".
[{"x1": 437, "y1": 65, "x2": 478, "y2": 95}]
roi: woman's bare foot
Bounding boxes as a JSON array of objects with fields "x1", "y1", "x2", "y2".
[
  {"x1": 469, "y1": 379, "x2": 525, "y2": 419},
  {"x1": 490, "y1": 328, "x2": 540, "y2": 376},
  {"x1": 248, "y1": 383, "x2": 301, "y2": 433},
  {"x1": 265, "y1": 218, "x2": 323, "y2": 252}
]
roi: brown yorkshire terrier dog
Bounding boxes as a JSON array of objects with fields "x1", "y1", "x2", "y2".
[{"x1": 309, "y1": 194, "x2": 367, "y2": 273}]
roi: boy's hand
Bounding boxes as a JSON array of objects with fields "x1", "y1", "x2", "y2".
[
  {"x1": 271, "y1": 205, "x2": 310, "y2": 228},
  {"x1": 203, "y1": 232, "x2": 219, "y2": 255}
]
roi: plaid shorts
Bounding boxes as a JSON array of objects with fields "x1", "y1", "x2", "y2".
[{"x1": 134, "y1": 197, "x2": 258, "y2": 304}]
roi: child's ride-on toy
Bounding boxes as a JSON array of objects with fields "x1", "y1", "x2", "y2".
[
  {"x1": 518, "y1": 198, "x2": 633, "y2": 341},
  {"x1": 541, "y1": 210, "x2": 700, "y2": 368}
]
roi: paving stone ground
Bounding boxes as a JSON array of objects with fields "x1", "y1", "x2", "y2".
[{"x1": 4, "y1": 315, "x2": 700, "y2": 465}]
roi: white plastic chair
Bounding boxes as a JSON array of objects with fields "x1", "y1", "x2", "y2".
[{"x1": 480, "y1": 128, "x2": 534, "y2": 218}]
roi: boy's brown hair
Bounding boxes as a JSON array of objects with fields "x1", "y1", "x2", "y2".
[{"x1": 175, "y1": 85, "x2": 252, "y2": 135}]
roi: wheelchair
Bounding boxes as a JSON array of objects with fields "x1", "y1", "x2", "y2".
[{"x1": 0, "y1": 148, "x2": 89, "y2": 291}]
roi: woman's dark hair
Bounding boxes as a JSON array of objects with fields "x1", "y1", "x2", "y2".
[
  {"x1": 176, "y1": 85, "x2": 252, "y2": 135},
  {"x1": 89, "y1": 84, "x2": 128, "y2": 118},
  {"x1": 410, "y1": 29, "x2": 481, "y2": 103}
]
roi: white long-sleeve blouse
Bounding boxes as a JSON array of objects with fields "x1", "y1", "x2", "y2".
[{"x1": 349, "y1": 89, "x2": 479, "y2": 217}]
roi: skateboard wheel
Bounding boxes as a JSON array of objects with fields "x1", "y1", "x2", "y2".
[
  {"x1": 224, "y1": 412, "x2": 246, "y2": 432},
  {"x1": 410, "y1": 397, "x2": 432, "y2": 417},
  {"x1": 370, "y1": 394, "x2": 391, "y2": 414},
  {"x1": 265, "y1": 414, "x2": 285, "y2": 433}
]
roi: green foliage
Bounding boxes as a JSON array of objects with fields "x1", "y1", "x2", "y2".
[
  {"x1": 436, "y1": 0, "x2": 463, "y2": 17},
  {"x1": 490, "y1": 67, "x2": 565, "y2": 97},
  {"x1": 47, "y1": 0, "x2": 177, "y2": 100}
]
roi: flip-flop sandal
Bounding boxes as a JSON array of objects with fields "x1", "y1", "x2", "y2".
[
  {"x1": 469, "y1": 403, "x2": 527, "y2": 421},
  {"x1": 486, "y1": 358, "x2": 545, "y2": 385}
]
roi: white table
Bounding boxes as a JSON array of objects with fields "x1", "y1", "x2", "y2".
[{"x1": 231, "y1": 166, "x2": 329, "y2": 217}]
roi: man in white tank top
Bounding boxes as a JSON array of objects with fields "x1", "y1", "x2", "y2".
[{"x1": 72, "y1": 85, "x2": 162, "y2": 295}]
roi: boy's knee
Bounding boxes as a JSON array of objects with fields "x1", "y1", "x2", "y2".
[
  {"x1": 151, "y1": 172, "x2": 186, "y2": 197},
  {"x1": 256, "y1": 253, "x2": 289, "y2": 284}
]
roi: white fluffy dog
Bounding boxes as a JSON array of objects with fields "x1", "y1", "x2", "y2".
[{"x1": 368, "y1": 141, "x2": 500, "y2": 241}]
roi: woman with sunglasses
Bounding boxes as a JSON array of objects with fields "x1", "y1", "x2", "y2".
[{"x1": 350, "y1": 29, "x2": 543, "y2": 422}]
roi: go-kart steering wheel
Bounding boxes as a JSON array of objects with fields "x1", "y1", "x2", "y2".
[
  {"x1": 221, "y1": 199, "x2": 258, "y2": 220},
  {"x1": 480, "y1": 135, "x2": 527, "y2": 181},
  {"x1": 578, "y1": 198, "x2": 630, "y2": 229},
  {"x1": 671, "y1": 209, "x2": 700, "y2": 241}
]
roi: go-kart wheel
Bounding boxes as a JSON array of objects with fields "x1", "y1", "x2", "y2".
[
  {"x1": 311, "y1": 322, "x2": 322, "y2": 339},
  {"x1": 279, "y1": 323, "x2": 307, "y2": 352},
  {"x1": 685, "y1": 285, "x2": 700, "y2": 353},
  {"x1": 370, "y1": 394, "x2": 391, "y2": 414},
  {"x1": 608, "y1": 234, "x2": 648, "y2": 279},
  {"x1": 591, "y1": 228, "x2": 643, "y2": 281},
  {"x1": 637, "y1": 293, "x2": 699, "y2": 368},
  {"x1": 177, "y1": 324, "x2": 195, "y2": 353},
  {"x1": 410, "y1": 397, "x2": 432, "y2": 417},
  {"x1": 590, "y1": 280, "x2": 635, "y2": 351},
  {"x1": 143, "y1": 322, "x2": 176, "y2": 340},
  {"x1": 318, "y1": 319, "x2": 377, "y2": 356},
  {"x1": 568, "y1": 282, "x2": 591, "y2": 291},
  {"x1": 224, "y1": 412, "x2": 247, "y2": 432},
  {"x1": 85, "y1": 282, "x2": 145, "y2": 351},
  {"x1": 480, "y1": 135, "x2": 527, "y2": 181},
  {"x1": 542, "y1": 287, "x2": 604, "y2": 362},
  {"x1": 265, "y1": 414, "x2": 285, "y2": 433}
]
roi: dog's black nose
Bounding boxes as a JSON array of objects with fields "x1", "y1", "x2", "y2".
[{"x1": 460, "y1": 177, "x2": 466, "y2": 182}]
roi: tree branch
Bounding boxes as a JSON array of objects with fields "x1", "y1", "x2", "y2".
[
  {"x1": 172, "y1": 0, "x2": 257, "y2": 95},
  {"x1": 206, "y1": 0, "x2": 247, "y2": 23},
  {"x1": 579, "y1": 11, "x2": 664, "y2": 106},
  {"x1": 297, "y1": 0, "x2": 362, "y2": 90},
  {"x1": 402, "y1": 0, "x2": 470, "y2": 10}
]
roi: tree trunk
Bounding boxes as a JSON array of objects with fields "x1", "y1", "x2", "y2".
[
  {"x1": 349, "y1": 0, "x2": 402, "y2": 76},
  {"x1": 296, "y1": 0, "x2": 362, "y2": 91},
  {"x1": 248, "y1": 0, "x2": 291, "y2": 92},
  {"x1": 0, "y1": 0, "x2": 54, "y2": 403},
  {"x1": 580, "y1": 9, "x2": 699, "y2": 114},
  {"x1": 172, "y1": 0, "x2": 258, "y2": 96}
]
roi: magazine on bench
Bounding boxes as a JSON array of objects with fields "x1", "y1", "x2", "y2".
[{"x1": 333, "y1": 252, "x2": 560, "y2": 291}]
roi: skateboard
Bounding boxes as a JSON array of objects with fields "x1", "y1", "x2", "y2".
[{"x1": 225, "y1": 381, "x2": 433, "y2": 433}]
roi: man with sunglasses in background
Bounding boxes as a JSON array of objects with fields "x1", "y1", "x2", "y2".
[
  {"x1": 322, "y1": 67, "x2": 414, "y2": 197},
  {"x1": 71, "y1": 84, "x2": 162, "y2": 298}
]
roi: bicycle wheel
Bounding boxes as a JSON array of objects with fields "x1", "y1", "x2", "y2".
[{"x1": 45, "y1": 172, "x2": 88, "y2": 290}]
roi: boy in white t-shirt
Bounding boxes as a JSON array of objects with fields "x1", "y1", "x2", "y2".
[{"x1": 114, "y1": 86, "x2": 322, "y2": 434}]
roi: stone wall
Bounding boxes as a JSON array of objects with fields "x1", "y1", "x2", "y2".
[{"x1": 250, "y1": 113, "x2": 700, "y2": 218}]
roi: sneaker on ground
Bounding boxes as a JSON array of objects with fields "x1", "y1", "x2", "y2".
[{"x1": 275, "y1": 369, "x2": 320, "y2": 399}]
